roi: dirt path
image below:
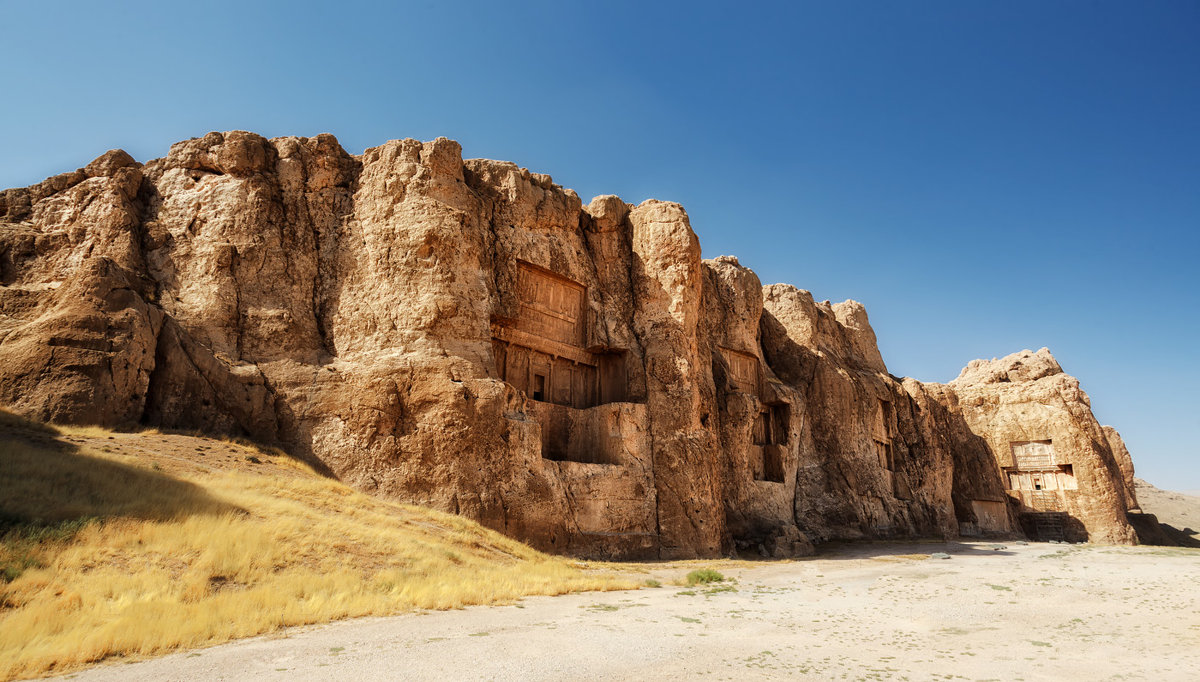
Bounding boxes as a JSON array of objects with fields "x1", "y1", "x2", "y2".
[{"x1": 58, "y1": 542, "x2": 1200, "y2": 681}]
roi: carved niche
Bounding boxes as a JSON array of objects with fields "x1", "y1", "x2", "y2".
[
  {"x1": 1003, "y1": 440, "x2": 1078, "y2": 511},
  {"x1": 720, "y1": 346, "x2": 788, "y2": 483},
  {"x1": 491, "y1": 261, "x2": 627, "y2": 410},
  {"x1": 872, "y1": 399, "x2": 898, "y2": 496},
  {"x1": 873, "y1": 399, "x2": 895, "y2": 471},
  {"x1": 720, "y1": 347, "x2": 760, "y2": 395}
]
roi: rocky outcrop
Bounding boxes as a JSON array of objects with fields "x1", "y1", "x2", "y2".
[
  {"x1": 949, "y1": 350, "x2": 1137, "y2": 544},
  {"x1": 0, "y1": 131, "x2": 1138, "y2": 556}
]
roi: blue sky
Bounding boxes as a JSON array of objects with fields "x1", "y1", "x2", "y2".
[{"x1": 2, "y1": 1, "x2": 1197, "y2": 489}]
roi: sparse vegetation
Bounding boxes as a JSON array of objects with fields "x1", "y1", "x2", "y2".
[
  {"x1": 0, "y1": 410, "x2": 635, "y2": 680},
  {"x1": 872, "y1": 553, "x2": 931, "y2": 562},
  {"x1": 685, "y1": 568, "x2": 726, "y2": 586}
]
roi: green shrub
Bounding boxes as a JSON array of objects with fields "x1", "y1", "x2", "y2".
[{"x1": 685, "y1": 568, "x2": 725, "y2": 586}]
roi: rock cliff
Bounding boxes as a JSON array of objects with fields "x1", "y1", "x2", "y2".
[{"x1": 0, "y1": 132, "x2": 1139, "y2": 556}]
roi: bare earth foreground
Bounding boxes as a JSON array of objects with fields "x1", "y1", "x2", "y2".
[{"x1": 58, "y1": 542, "x2": 1199, "y2": 681}]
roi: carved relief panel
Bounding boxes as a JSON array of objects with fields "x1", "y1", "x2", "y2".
[
  {"x1": 1004, "y1": 440, "x2": 1078, "y2": 506},
  {"x1": 1011, "y1": 440, "x2": 1056, "y2": 469},
  {"x1": 491, "y1": 262, "x2": 628, "y2": 419},
  {"x1": 515, "y1": 262, "x2": 585, "y2": 347},
  {"x1": 720, "y1": 347, "x2": 760, "y2": 395}
]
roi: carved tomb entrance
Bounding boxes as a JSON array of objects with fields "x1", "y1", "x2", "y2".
[
  {"x1": 1003, "y1": 440, "x2": 1078, "y2": 509},
  {"x1": 720, "y1": 346, "x2": 788, "y2": 483},
  {"x1": 491, "y1": 262, "x2": 631, "y2": 463}
]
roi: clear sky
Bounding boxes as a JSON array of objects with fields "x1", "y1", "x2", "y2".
[{"x1": 2, "y1": 1, "x2": 1197, "y2": 489}]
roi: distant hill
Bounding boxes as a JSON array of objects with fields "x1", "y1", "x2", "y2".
[{"x1": 1134, "y1": 478, "x2": 1200, "y2": 545}]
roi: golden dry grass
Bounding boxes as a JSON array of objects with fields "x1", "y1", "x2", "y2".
[
  {"x1": 871, "y1": 553, "x2": 933, "y2": 562},
  {"x1": 0, "y1": 411, "x2": 636, "y2": 680}
]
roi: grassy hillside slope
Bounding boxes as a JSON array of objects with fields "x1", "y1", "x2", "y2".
[{"x1": 0, "y1": 411, "x2": 635, "y2": 680}]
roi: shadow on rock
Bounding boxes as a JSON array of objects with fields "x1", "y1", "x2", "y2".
[{"x1": 1126, "y1": 511, "x2": 1200, "y2": 548}]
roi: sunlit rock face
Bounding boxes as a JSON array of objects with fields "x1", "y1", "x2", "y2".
[
  {"x1": 948, "y1": 350, "x2": 1138, "y2": 544},
  {"x1": 0, "y1": 132, "x2": 1136, "y2": 557}
]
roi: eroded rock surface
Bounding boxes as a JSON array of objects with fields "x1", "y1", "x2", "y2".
[
  {"x1": 1103, "y1": 425, "x2": 1139, "y2": 512},
  {"x1": 0, "y1": 132, "x2": 1138, "y2": 556}
]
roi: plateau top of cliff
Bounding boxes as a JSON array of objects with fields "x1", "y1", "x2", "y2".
[
  {"x1": 0, "y1": 131, "x2": 619, "y2": 223},
  {"x1": 951, "y1": 347, "x2": 1064, "y2": 386}
]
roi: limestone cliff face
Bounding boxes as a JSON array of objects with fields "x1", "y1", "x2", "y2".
[
  {"x1": 0, "y1": 132, "x2": 1137, "y2": 556},
  {"x1": 755, "y1": 284, "x2": 1003, "y2": 543}
]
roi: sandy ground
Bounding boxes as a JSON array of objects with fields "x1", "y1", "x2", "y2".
[{"x1": 57, "y1": 541, "x2": 1200, "y2": 682}]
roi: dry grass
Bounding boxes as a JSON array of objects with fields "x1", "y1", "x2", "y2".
[
  {"x1": 871, "y1": 553, "x2": 933, "y2": 562},
  {"x1": 0, "y1": 410, "x2": 636, "y2": 680}
]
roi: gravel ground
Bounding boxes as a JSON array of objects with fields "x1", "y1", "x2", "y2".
[{"x1": 56, "y1": 541, "x2": 1200, "y2": 681}]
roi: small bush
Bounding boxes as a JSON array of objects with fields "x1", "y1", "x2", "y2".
[{"x1": 685, "y1": 568, "x2": 725, "y2": 586}]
